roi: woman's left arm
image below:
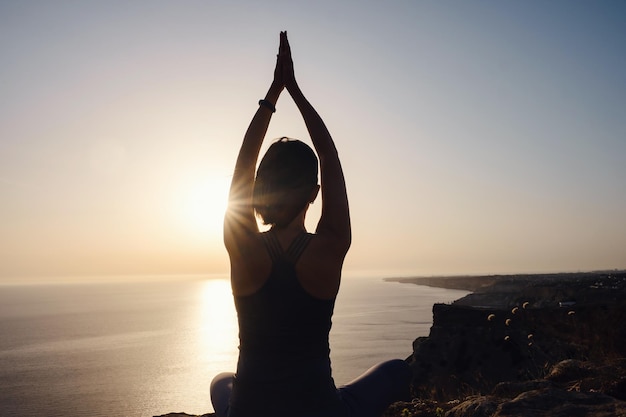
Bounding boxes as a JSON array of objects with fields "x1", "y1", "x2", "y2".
[{"x1": 281, "y1": 32, "x2": 351, "y2": 253}]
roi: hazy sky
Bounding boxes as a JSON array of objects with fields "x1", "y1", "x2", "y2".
[{"x1": 2, "y1": 1, "x2": 625, "y2": 281}]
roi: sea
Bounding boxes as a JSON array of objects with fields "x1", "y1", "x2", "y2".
[{"x1": 0, "y1": 276, "x2": 468, "y2": 417}]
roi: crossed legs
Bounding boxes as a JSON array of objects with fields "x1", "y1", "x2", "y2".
[{"x1": 210, "y1": 359, "x2": 411, "y2": 417}]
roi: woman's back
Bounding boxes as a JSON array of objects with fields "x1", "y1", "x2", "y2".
[{"x1": 228, "y1": 230, "x2": 343, "y2": 417}]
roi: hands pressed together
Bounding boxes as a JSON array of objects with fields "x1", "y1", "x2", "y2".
[{"x1": 273, "y1": 31, "x2": 297, "y2": 93}]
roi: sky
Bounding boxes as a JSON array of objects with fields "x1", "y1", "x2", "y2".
[{"x1": 1, "y1": 1, "x2": 625, "y2": 282}]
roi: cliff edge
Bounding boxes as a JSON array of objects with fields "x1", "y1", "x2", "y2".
[{"x1": 386, "y1": 271, "x2": 626, "y2": 416}]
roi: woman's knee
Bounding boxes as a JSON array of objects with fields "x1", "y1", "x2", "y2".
[
  {"x1": 210, "y1": 372, "x2": 235, "y2": 417},
  {"x1": 381, "y1": 359, "x2": 412, "y2": 381},
  {"x1": 211, "y1": 372, "x2": 234, "y2": 390},
  {"x1": 338, "y1": 359, "x2": 412, "y2": 417},
  {"x1": 357, "y1": 359, "x2": 411, "y2": 383}
]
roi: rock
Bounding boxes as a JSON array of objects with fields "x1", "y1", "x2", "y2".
[
  {"x1": 545, "y1": 359, "x2": 595, "y2": 383},
  {"x1": 492, "y1": 387, "x2": 626, "y2": 417},
  {"x1": 446, "y1": 387, "x2": 626, "y2": 417},
  {"x1": 442, "y1": 368, "x2": 626, "y2": 417},
  {"x1": 492, "y1": 380, "x2": 552, "y2": 399},
  {"x1": 445, "y1": 395, "x2": 499, "y2": 417}
]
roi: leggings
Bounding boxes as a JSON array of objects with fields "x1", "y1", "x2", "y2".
[{"x1": 210, "y1": 359, "x2": 411, "y2": 417}]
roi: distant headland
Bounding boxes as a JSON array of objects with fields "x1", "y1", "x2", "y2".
[{"x1": 385, "y1": 269, "x2": 626, "y2": 292}]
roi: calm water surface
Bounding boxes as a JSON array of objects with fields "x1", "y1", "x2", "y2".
[{"x1": 0, "y1": 277, "x2": 468, "y2": 416}]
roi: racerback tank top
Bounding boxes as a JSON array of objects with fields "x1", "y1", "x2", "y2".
[{"x1": 229, "y1": 231, "x2": 343, "y2": 417}]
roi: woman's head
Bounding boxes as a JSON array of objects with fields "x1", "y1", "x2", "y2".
[{"x1": 253, "y1": 138, "x2": 319, "y2": 228}]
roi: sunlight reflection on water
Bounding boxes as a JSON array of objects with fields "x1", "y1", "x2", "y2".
[
  {"x1": 162, "y1": 279, "x2": 240, "y2": 415},
  {"x1": 198, "y1": 279, "x2": 238, "y2": 368}
]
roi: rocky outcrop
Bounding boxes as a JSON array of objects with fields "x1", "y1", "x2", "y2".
[
  {"x1": 391, "y1": 271, "x2": 626, "y2": 416},
  {"x1": 407, "y1": 273, "x2": 626, "y2": 403},
  {"x1": 385, "y1": 359, "x2": 626, "y2": 417}
]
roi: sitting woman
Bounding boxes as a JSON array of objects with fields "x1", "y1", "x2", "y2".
[{"x1": 210, "y1": 31, "x2": 411, "y2": 417}]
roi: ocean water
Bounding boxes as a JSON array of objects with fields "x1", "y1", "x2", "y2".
[{"x1": 0, "y1": 276, "x2": 468, "y2": 417}]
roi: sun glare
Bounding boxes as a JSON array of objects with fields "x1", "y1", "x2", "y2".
[{"x1": 175, "y1": 176, "x2": 230, "y2": 242}]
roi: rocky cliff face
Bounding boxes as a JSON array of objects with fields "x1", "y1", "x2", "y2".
[
  {"x1": 386, "y1": 359, "x2": 626, "y2": 417},
  {"x1": 394, "y1": 272, "x2": 626, "y2": 416},
  {"x1": 409, "y1": 300, "x2": 626, "y2": 401}
]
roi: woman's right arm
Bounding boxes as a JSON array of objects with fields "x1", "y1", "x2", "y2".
[
  {"x1": 224, "y1": 36, "x2": 285, "y2": 256},
  {"x1": 224, "y1": 85, "x2": 281, "y2": 250},
  {"x1": 282, "y1": 33, "x2": 351, "y2": 254}
]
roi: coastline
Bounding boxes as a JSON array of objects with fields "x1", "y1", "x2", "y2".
[{"x1": 384, "y1": 270, "x2": 626, "y2": 292}]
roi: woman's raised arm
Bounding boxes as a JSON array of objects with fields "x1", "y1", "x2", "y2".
[
  {"x1": 224, "y1": 35, "x2": 285, "y2": 255},
  {"x1": 282, "y1": 32, "x2": 351, "y2": 252}
]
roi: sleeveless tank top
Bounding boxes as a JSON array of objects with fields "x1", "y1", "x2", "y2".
[{"x1": 228, "y1": 231, "x2": 344, "y2": 417}]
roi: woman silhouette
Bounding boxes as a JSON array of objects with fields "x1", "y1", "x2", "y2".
[{"x1": 210, "y1": 31, "x2": 411, "y2": 417}]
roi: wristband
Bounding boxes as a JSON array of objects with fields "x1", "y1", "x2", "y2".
[{"x1": 258, "y1": 99, "x2": 276, "y2": 113}]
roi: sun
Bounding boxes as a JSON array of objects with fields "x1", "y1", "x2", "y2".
[{"x1": 175, "y1": 175, "x2": 230, "y2": 242}]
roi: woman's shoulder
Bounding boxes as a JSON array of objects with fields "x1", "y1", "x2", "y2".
[
  {"x1": 308, "y1": 229, "x2": 351, "y2": 260},
  {"x1": 296, "y1": 233, "x2": 347, "y2": 299},
  {"x1": 228, "y1": 231, "x2": 272, "y2": 296}
]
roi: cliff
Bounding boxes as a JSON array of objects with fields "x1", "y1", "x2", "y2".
[{"x1": 386, "y1": 271, "x2": 626, "y2": 416}]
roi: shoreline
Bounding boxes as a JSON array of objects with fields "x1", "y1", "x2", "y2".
[{"x1": 384, "y1": 270, "x2": 626, "y2": 293}]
